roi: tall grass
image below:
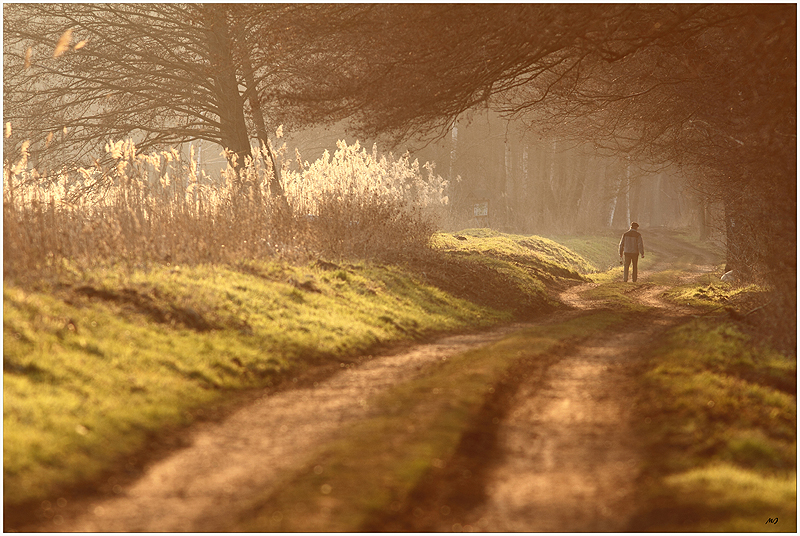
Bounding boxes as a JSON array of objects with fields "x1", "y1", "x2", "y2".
[
  {"x1": 285, "y1": 140, "x2": 448, "y2": 260},
  {"x1": 3, "y1": 138, "x2": 449, "y2": 282}
]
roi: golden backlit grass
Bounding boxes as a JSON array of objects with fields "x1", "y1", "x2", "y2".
[
  {"x1": 3, "y1": 139, "x2": 447, "y2": 284},
  {"x1": 4, "y1": 259, "x2": 511, "y2": 507},
  {"x1": 433, "y1": 228, "x2": 595, "y2": 276},
  {"x1": 661, "y1": 464, "x2": 795, "y2": 532},
  {"x1": 543, "y1": 230, "x2": 623, "y2": 272},
  {"x1": 630, "y1": 317, "x2": 796, "y2": 531},
  {"x1": 665, "y1": 279, "x2": 765, "y2": 310}
]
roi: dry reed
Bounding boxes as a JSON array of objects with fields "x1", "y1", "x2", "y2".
[{"x1": 3, "y1": 138, "x2": 449, "y2": 282}]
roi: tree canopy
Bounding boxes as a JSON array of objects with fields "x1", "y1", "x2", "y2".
[
  {"x1": 269, "y1": 3, "x2": 795, "y2": 325},
  {"x1": 3, "y1": 3, "x2": 295, "y2": 195}
]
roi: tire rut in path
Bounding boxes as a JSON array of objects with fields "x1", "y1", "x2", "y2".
[
  {"x1": 430, "y1": 256, "x2": 708, "y2": 531},
  {"x1": 461, "y1": 316, "x2": 671, "y2": 532},
  {"x1": 378, "y1": 265, "x2": 706, "y2": 531},
  {"x1": 47, "y1": 323, "x2": 530, "y2": 532}
]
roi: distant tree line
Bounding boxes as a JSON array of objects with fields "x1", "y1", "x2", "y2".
[{"x1": 411, "y1": 108, "x2": 695, "y2": 235}]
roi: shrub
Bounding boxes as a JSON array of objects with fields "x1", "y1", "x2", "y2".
[{"x1": 284, "y1": 141, "x2": 447, "y2": 260}]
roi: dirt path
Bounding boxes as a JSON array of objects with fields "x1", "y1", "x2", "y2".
[
  {"x1": 453, "y1": 298, "x2": 675, "y2": 531},
  {"x1": 453, "y1": 235, "x2": 717, "y2": 531},
  {"x1": 48, "y1": 323, "x2": 533, "y2": 532},
  {"x1": 33, "y1": 229, "x2": 719, "y2": 533}
]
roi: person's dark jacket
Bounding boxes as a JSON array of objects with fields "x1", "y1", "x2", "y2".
[{"x1": 619, "y1": 228, "x2": 644, "y2": 256}]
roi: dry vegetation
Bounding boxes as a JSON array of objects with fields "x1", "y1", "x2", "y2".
[{"x1": 4, "y1": 138, "x2": 448, "y2": 283}]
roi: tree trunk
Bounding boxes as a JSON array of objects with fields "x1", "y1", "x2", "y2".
[
  {"x1": 449, "y1": 120, "x2": 458, "y2": 183},
  {"x1": 503, "y1": 136, "x2": 513, "y2": 228},
  {"x1": 545, "y1": 139, "x2": 558, "y2": 229},
  {"x1": 624, "y1": 160, "x2": 631, "y2": 225},
  {"x1": 698, "y1": 195, "x2": 708, "y2": 240},
  {"x1": 723, "y1": 197, "x2": 745, "y2": 274},
  {"x1": 203, "y1": 7, "x2": 251, "y2": 168},
  {"x1": 607, "y1": 168, "x2": 622, "y2": 228},
  {"x1": 629, "y1": 172, "x2": 641, "y2": 225},
  {"x1": 521, "y1": 144, "x2": 530, "y2": 233},
  {"x1": 241, "y1": 54, "x2": 289, "y2": 208}
]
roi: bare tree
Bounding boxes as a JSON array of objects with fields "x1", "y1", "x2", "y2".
[{"x1": 3, "y1": 3, "x2": 289, "y2": 198}]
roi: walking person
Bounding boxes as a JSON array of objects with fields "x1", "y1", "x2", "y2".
[{"x1": 619, "y1": 222, "x2": 645, "y2": 282}]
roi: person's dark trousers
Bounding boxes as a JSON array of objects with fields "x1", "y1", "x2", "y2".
[{"x1": 623, "y1": 253, "x2": 639, "y2": 282}]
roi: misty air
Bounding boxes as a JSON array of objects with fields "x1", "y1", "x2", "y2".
[{"x1": 3, "y1": 4, "x2": 796, "y2": 532}]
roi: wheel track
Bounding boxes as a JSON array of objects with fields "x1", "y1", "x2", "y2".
[
  {"x1": 450, "y1": 239, "x2": 716, "y2": 531},
  {"x1": 370, "y1": 231, "x2": 717, "y2": 531},
  {"x1": 31, "y1": 323, "x2": 532, "y2": 532}
]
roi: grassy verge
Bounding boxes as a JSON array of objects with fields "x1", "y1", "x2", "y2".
[
  {"x1": 434, "y1": 229, "x2": 595, "y2": 275},
  {"x1": 432, "y1": 228, "x2": 593, "y2": 277},
  {"x1": 233, "y1": 311, "x2": 626, "y2": 532},
  {"x1": 544, "y1": 229, "x2": 622, "y2": 272},
  {"x1": 3, "y1": 229, "x2": 584, "y2": 516},
  {"x1": 629, "y1": 304, "x2": 796, "y2": 531},
  {"x1": 3, "y1": 259, "x2": 506, "y2": 509}
]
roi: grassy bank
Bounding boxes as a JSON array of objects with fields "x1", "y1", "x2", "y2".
[
  {"x1": 8, "y1": 228, "x2": 792, "y2": 532},
  {"x1": 544, "y1": 229, "x2": 623, "y2": 272},
  {"x1": 434, "y1": 228, "x2": 596, "y2": 277},
  {"x1": 630, "y1": 283, "x2": 796, "y2": 531},
  {"x1": 3, "y1": 229, "x2": 584, "y2": 517},
  {"x1": 3, "y1": 260, "x2": 495, "y2": 509}
]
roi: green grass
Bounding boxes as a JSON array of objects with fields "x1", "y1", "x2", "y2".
[
  {"x1": 630, "y1": 317, "x2": 796, "y2": 532},
  {"x1": 665, "y1": 280, "x2": 765, "y2": 310},
  {"x1": 580, "y1": 281, "x2": 655, "y2": 312},
  {"x1": 3, "y1": 258, "x2": 512, "y2": 507},
  {"x1": 433, "y1": 228, "x2": 594, "y2": 277},
  {"x1": 10, "y1": 227, "x2": 787, "y2": 533},
  {"x1": 661, "y1": 464, "x2": 795, "y2": 532},
  {"x1": 4, "y1": 227, "x2": 602, "y2": 519},
  {"x1": 544, "y1": 231, "x2": 622, "y2": 272},
  {"x1": 234, "y1": 311, "x2": 626, "y2": 532}
]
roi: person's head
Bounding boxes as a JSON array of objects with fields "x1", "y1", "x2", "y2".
[{"x1": 631, "y1": 222, "x2": 639, "y2": 229}]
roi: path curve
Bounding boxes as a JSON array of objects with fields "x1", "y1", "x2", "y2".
[
  {"x1": 440, "y1": 232, "x2": 718, "y2": 531},
  {"x1": 47, "y1": 323, "x2": 532, "y2": 532}
]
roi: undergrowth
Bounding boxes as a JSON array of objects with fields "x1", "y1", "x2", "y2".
[{"x1": 3, "y1": 137, "x2": 449, "y2": 282}]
